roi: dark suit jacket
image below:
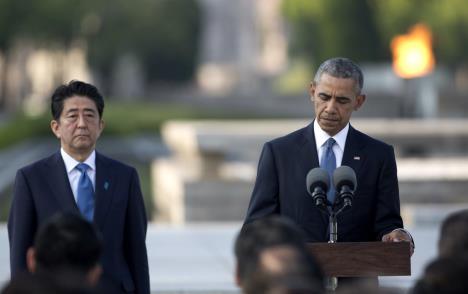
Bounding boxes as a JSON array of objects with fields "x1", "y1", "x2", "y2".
[
  {"x1": 8, "y1": 151, "x2": 150, "y2": 294},
  {"x1": 245, "y1": 122, "x2": 403, "y2": 242}
]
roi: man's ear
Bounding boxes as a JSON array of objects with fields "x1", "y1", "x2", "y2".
[
  {"x1": 50, "y1": 120, "x2": 61, "y2": 139},
  {"x1": 354, "y1": 94, "x2": 366, "y2": 110},
  {"x1": 309, "y1": 82, "x2": 316, "y2": 102},
  {"x1": 96, "y1": 119, "x2": 105, "y2": 138},
  {"x1": 26, "y1": 247, "x2": 36, "y2": 273},
  {"x1": 87, "y1": 264, "x2": 102, "y2": 286}
]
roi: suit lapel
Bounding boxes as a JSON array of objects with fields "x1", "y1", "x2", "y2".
[
  {"x1": 298, "y1": 122, "x2": 319, "y2": 169},
  {"x1": 336, "y1": 125, "x2": 366, "y2": 226},
  {"x1": 94, "y1": 152, "x2": 115, "y2": 229},
  {"x1": 300, "y1": 122, "x2": 329, "y2": 227},
  {"x1": 341, "y1": 125, "x2": 365, "y2": 176},
  {"x1": 47, "y1": 152, "x2": 79, "y2": 212}
]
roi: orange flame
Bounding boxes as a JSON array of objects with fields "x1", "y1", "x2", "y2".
[{"x1": 391, "y1": 24, "x2": 435, "y2": 78}]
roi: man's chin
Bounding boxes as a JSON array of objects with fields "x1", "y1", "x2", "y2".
[
  {"x1": 73, "y1": 137, "x2": 94, "y2": 145},
  {"x1": 319, "y1": 119, "x2": 339, "y2": 127},
  {"x1": 71, "y1": 143, "x2": 94, "y2": 153},
  {"x1": 318, "y1": 121, "x2": 341, "y2": 135}
]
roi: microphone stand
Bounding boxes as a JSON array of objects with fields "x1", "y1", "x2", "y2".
[
  {"x1": 326, "y1": 211, "x2": 338, "y2": 291},
  {"x1": 324, "y1": 195, "x2": 352, "y2": 292}
]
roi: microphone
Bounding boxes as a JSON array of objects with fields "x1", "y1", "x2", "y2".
[
  {"x1": 306, "y1": 168, "x2": 330, "y2": 210},
  {"x1": 333, "y1": 166, "x2": 357, "y2": 208}
]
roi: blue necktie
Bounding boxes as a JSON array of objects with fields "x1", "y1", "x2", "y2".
[
  {"x1": 321, "y1": 138, "x2": 336, "y2": 204},
  {"x1": 76, "y1": 163, "x2": 94, "y2": 221}
]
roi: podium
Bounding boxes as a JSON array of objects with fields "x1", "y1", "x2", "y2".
[{"x1": 308, "y1": 242, "x2": 411, "y2": 277}]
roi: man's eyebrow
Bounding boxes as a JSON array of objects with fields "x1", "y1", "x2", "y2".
[
  {"x1": 336, "y1": 95, "x2": 351, "y2": 100},
  {"x1": 65, "y1": 108, "x2": 97, "y2": 113},
  {"x1": 318, "y1": 92, "x2": 331, "y2": 98},
  {"x1": 318, "y1": 92, "x2": 352, "y2": 101}
]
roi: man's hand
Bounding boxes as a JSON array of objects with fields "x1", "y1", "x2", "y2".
[{"x1": 382, "y1": 229, "x2": 414, "y2": 256}]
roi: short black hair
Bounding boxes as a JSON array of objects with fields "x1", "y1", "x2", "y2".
[
  {"x1": 314, "y1": 57, "x2": 364, "y2": 94},
  {"x1": 51, "y1": 80, "x2": 104, "y2": 120},
  {"x1": 34, "y1": 213, "x2": 102, "y2": 274},
  {"x1": 438, "y1": 209, "x2": 468, "y2": 257},
  {"x1": 235, "y1": 216, "x2": 323, "y2": 288}
]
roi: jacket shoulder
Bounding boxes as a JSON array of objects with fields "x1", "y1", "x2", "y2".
[
  {"x1": 18, "y1": 153, "x2": 58, "y2": 175},
  {"x1": 267, "y1": 124, "x2": 311, "y2": 148},
  {"x1": 96, "y1": 152, "x2": 136, "y2": 173},
  {"x1": 351, "y1": 127, "x2": 394, "y2": 153}
]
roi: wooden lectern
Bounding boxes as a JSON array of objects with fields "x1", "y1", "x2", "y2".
[{"x1": 308, "y1": 242, "x2": 411, "y2": 277}]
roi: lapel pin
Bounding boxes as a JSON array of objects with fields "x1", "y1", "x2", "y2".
[
  {"x1": 104, "y1": 182, "x2": 109, "y2": 190},
  {"x1": 353, "y1": 156, "x2": 360, "y2": 160}
]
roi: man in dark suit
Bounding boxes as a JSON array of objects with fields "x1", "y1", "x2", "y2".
[
  {"x1": 8, "y1": 80, "x2": 150, "y2": 293},
  {"x1": 245, "y1": 58, "x2": 413, "y2": 250}
]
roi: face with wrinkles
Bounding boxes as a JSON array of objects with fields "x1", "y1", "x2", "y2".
[
  {"x1": 51, "y1": 96, "x2": 104, "y2": 161},
  {"x1": 310, "y1": 74, "x2": 365, "y2": 136}
]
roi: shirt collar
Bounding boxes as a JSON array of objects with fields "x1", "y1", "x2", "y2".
[
  {"x1": 60, "y1": 148, "x2": 96, "y2": 173},
  {"x1": 313, "y1": 119, "x2": 349, "y2": 152}
]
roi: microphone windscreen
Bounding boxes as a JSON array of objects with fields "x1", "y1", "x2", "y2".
[
  {"x1": 306, "y1": 168, "x2": 329, "y2": 195},
  {"x1": 333, "y1": 166, "x2": 357, "y2": 191}
]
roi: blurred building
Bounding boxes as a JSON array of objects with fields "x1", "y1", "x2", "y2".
[
  {"x1": 196, "y1": 0, "x2": 288, "y2": 96},
  {"x1": 0, "y1": 40, "x2": 90, "y2": 115}
]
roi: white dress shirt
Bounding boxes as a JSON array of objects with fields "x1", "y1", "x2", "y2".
[
  {"x1": 60, "y1": 148, "x2": 96, "y2": 203},
  {"x1": 313, "y1": 119, "x2": 349, "y2": 167}
]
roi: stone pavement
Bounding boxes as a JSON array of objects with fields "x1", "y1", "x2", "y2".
[
  {"x1": 148, "y1": 223, "x2": 240, "y2": 293},
  {"x1": 0, "y1": 221, "x2": 441, "y2": 293}
]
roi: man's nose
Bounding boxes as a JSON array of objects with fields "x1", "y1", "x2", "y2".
[
  {"x1": 77, "y1": 114, "x2": 87, "y2": 127},
  {"x1": 324, "y1": 98, "x2": 337, "y2": 112}
]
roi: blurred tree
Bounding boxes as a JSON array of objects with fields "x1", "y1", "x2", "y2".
[
  {"x1": 282, "y1": 0, "x2": 385, "y2": 68},
  {"x1": 373, "y1": 0, "x2": 468, "y2": 67},
  {"x1": 0, "y1": 0, "x2": 85, "y2": 48},
  {"x1": 86, "y1": 0, "x2": 201, "y2": 84},
  {"x1": 0, "y1": 0, "x2": 200, "y2": 82},
  {"x1": 282, "y1": 0, "x2": 468, "y2": 68}
]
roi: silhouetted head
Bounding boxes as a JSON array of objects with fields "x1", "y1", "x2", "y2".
[
  {"x1": 438, "y1": 209, "x2": 468, "y2": 257},
  {"x1": 27, "y1": 213, "x2": 103, "y2": 286},
  {"x1": 235, "y1": 216, "x2": 324, "y2": 293}
]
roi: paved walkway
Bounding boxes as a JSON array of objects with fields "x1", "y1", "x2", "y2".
[{"x1": 0, "y1": 222, "x2": 439, "y2": 293}]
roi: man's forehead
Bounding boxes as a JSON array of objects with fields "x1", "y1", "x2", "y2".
[
  {"x1": 315, "y1": 74, "x2": 358, "y2": 94},
  {"x1": 316, "y1": 73, "x2": 357, "y2": 85},
  {"x1": 62, "y1": 96, "x2": 97, "y2": 110}
]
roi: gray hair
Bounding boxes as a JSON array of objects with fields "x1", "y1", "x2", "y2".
[{"x1": 313, "y1": 57, "x2": 364, "y2": 94}]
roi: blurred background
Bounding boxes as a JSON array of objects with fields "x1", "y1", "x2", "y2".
[{"x1": 0, "y1": 0, "x2": 468, "y2": 292}]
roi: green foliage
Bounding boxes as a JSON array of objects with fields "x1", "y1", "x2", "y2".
[
  {"x1": 0, "y1": 0, "x2": 86, "y2": 47},
  {"x1": 373, "y1": 0, "x2": 468, "y2": 67},
  {"x1": 282, "y1": 0, "x2": 385, "y2": 68},
  {"x1": 102, "y1": 102, "x2": 208, "y2": 136},
  {"x1": 87, "y1": 0, "x2": 201, "y2": 82},
  {"x1": 0, "y1": 0, "x2": 201, "y2": 81},
  {"x1": 0, "y1": 113, "x2": 50, "y2": 149},
  {"x1": 283, "y1": 0, "x2": 468, "y2": 68},
  {"x1": 274, "y1": 59, "x2": 312, "y2": 94}
]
